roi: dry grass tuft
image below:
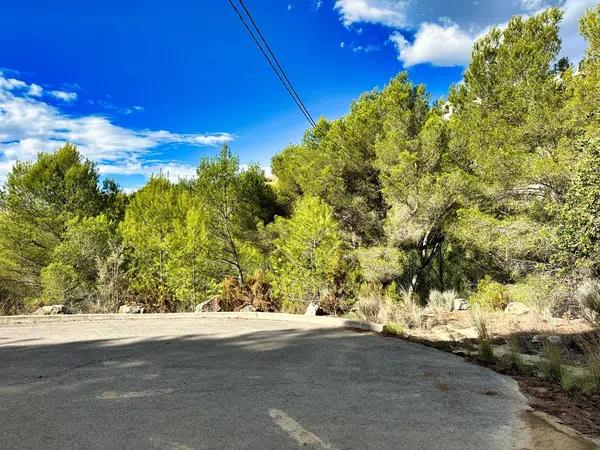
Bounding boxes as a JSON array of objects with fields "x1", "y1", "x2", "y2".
[
  {"x1": 577, "y1": 331, "x2": 600, "y2": 394},
  {"x1": 470, "y1": 306, "x2": 495, "y2": 363},
  {"x1": 427, "y1": 290, "x2": 458, "y2": 313}
]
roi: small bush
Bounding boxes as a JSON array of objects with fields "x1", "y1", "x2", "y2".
[
  {"x1": 216, "y1": 273, "x2": 280, "y2": 312},
  {"x1": 401, "y1": 291, "x2": 425, "y2": 329},
  {"x1": 350, "y1": 287, "x2": 403, "y2": 324},
  {"x1": 383, "y1": 323, "x2": 405, "y2": 337},
  {"x1": 470, "y1": 307, "x2": 495, "y2": 363},
  {"x1": 428, "y1": 290, "x2": 458, "y2": 313},
  {"x1": 0, "y1": 295, "x2": 25, "y2": 316},
  {"x1": 576, "y1": 279, "x2": 600, "y2": 324},
  {"x1": 509, "y1": 274, "x2": 562, "y2": 317},
  {"x1": 469, "y1": 277, "x2": 511, "y2": 310}
]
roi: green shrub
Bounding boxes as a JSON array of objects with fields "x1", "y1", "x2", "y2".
[
  {"x1": 509, "y1": 274, "x2": 561, "y2": 316},
  {"x1": 383, "y1": 323, "x2": 405, "y2": 337},
  {"x1": 469, "y1": 277, "x2": 510, "y2": 310}
]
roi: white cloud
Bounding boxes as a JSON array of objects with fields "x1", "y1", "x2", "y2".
[
  {"x1": 48, "y1": 90, "x2": 78, "y2": 103},
  {"x1": 28, "y1": 83, "x2": 43, "y2": 97},
  {"x1": 0, "y1": 73, "x2": 234, "y2": 184},
  {"x1": 390, "y1": 22, "x2": 478, "y2": 67},
  {"x1": 334, "y1": 0, "x2": 597, "y2": 67},
  {"x1": 334, "y1": 0, "x2": 407, "y2": 27},
  {"x1": 520, "y1": 0, "x2": 549, "y2": 11}
]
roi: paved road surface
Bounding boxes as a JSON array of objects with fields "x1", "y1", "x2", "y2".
[{"x1": 0, "y1": 317, "x2": 557, "y2": 449}]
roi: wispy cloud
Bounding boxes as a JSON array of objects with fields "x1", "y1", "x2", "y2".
[
  {"x1": 48, "y1": 90, "x2": 78, "y2": 103},
  {"x1": 0, "y1": 72, "x2": 234, "y2": 184}
]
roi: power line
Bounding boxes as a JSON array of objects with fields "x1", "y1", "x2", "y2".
[
  {"x1": 226, "y1": 0, "x2": 316, "y2": 128},
  {"x1": 237, "y1": 0, "x2": 316, "y2": 127}
]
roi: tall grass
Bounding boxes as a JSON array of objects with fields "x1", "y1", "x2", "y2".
[
  {"x1": 427, "y1": 290, "x2": 458, "y2": 313},
  {"x1": 470, "y1": 307, "x2": 495, "y2": 363},
  {"x1": 543, "y1": 340, "x2": 564, "y2": 383},
  {"x1": 577, "y1": 332, "x2": 600, "y2": 394}
]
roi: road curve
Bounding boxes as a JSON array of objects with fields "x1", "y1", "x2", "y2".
[{"x1": 1, "y1": 317, "x2": 531, "y2": 449}]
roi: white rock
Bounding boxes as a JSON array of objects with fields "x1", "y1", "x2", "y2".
[
  {"x1": 505, "y1": 302, "x2": 533, "y2": 316},
  {"x1": 547, "y1": 335, "x2": 561, "y2": 345},
  {"x1": 195, "y1": 299, "x2": 220, "y2": 313},
  {"x1": 118, "y1": 305, "x2": 144, "y2": 314},
  {"x1": 34, "y1": 305, "x2": 69, "y2": 315},
  {"x1": 304, "y1": 302, "x2": 318, "y2": 316},
  {"x1": 238, "y1": 305, "x2": 256, "y2": 312},
  {"x1": 456, "y1": 327, "x2": 479, "y2": 340},
  {"x1": 453, "y1": 298, "x2": 469, "y2": 311}
]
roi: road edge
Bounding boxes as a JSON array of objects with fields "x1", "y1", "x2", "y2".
[{"x1": 0, "y1": 311, "x2": 384, "y2": 333}]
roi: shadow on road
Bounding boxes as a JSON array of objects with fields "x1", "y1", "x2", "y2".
[{"x1": 0, "y1": 321, "x2": 534, "y2": 449}]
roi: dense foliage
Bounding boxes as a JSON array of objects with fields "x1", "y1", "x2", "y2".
[{"x1": 2, "y1": 6, "x2": 600, "y2": 316}]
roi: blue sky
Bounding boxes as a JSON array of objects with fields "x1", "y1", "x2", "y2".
[{"x1": 0, "y1": 0, "x2": 595, "y2": 190}]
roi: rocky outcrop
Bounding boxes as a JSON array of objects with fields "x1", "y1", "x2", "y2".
[
  {"x1": 195, "y1": 299, "x2": 221, "y2": 313},
  {"x1": 118, "y1": 305, "x2": 144, "y2": 314},
  {"x1": 34, "y1": 305, "x2": 70, "y2": 315}
]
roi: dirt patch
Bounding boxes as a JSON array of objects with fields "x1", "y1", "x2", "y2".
[
  {"x1": 518, "y1": 376, "x2": 600, "y2": 440},
  {"x1": 522, "y1": 411, "x2": 599, "y2": 450},
  {"x1": 389, "y1": 310, "x2": 600, "y2": 441}
]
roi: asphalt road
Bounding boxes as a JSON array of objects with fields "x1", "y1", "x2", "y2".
[{"x1": 0, "y1": 317, "x2": 552, "y2": 449}]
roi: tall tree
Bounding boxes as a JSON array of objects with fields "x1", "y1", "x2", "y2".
[
  {"x1": 121, "y1": 176, "x2": 183, "y2": 309},
  {"x1": 195, "y1": 146, "x2": 276, "y2": 285},
  {"x1": 447, "y1": 9, "x2": 572, "y2": 283},
  {"x1": 0, "y1": 144, "x2": 107, "y2": 300},
  {"x1": 268, "y1": 196, "x2": 343, "y2": 312}
]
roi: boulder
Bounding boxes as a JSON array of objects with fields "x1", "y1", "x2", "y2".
[
  {"x1": 195, "y1": 299, "x2": 220, "y2": 313},
  {"x1": 547, "y1": 335, "x2": 561, "y2": 345},
  {"x1": 456, "y1": 326, "x2": 479, "y2": 340},
  {"x1": 34, "y1": 305, "x2": 70, "y2": 315},
  {"x1": 505, "y1": 302, "x2": 533, "y2": 316},
  {"x1": 238, "y1": 304, "x2": 257, "y2": 312},
  {"x1": 118, "y1": 305, "x2": 144, "y2": 314},
  {"x1": 453, "y1": 298, "x2": 469, "y2": 311}
]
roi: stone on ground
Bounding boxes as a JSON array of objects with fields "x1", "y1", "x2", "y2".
[
  {"x1": 195, "y1": 299, "x2": 220, "y2": 313},
  {"x1": 505, "y1": 302, "x2": 534, "y2": 316},
  {"x1": 33, "y1": 305, "x2": 70, "y2": 315},
  {"x1": 118, "y1": 305, "x2": 144, "y2": 314}
]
